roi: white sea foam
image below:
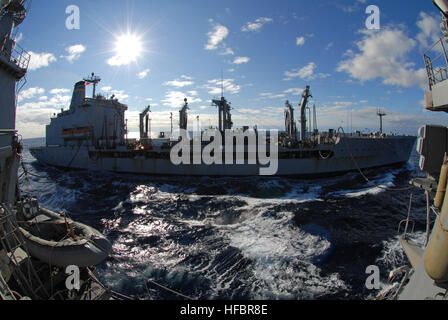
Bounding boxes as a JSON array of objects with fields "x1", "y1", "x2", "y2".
[
  {"x1": 372, "y1": 231, "x2": 427, "y2": 299},
  {"x1": 376, "y1": 231, "x2": 426, "y2": 271},
  {"x1": 22, "y1": 150, "x2": 416, "y2": 300},
  {"x1": 327, "y1": 170, "x2": 400, "y2": 198},
  {"x1": 214, "y1": 205, "x2": 345, "y2": 299}
]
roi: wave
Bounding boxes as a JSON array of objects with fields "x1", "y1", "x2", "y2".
[{"x1": 17, "y1": 144, "x2": 425, "y2": 300}]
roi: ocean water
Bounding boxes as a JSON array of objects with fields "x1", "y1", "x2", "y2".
[{"x1": 19, "y1": 137, "x2": 428, "y2": 300}]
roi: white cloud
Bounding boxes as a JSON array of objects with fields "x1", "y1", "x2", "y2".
[
  {"x1": 259, "y1": 92, "x2": 286, "y2": 99},
  {"x1": 241, "y1": 17, "x2": 273, "y2": 32},
  {"x1": 206, "y1": 78, "x2": 241, "y2": 95},
  {"x1": 284, "y1": 62, "x2": 330, "y2": 81},
  {"x1": 296, "y1": 36, "x2": 305, "y2": 46},
  {"x1": 284, "y1": 88, "x2": 304, "y2": 96},
  {"x1": 205, "y1": 23, "x2": 229, "y2": 51},
  {"x1": 337, "y1": 28, "x2": 428, "y2": 90},
  {"x1": 162, "y1": 90, "x2": 202, "y2": 107},
  {"x1": 62, "y1": 44, "x2": 86, "y2": 63},
  {"x1": 18, "y1": 93, "x2": 71, "y2": 111},
  {"x1": 338, "y1": 0, "x2": 367, "y2": 13},
  {"x1": 325, "y1": 42, "x2": 334, "y2": 51},
  {"x1": 236, "y1": 108, "x2": 262, "y2": 115},
  {"x1": 291, "y1": 62, "x2": 315, "y2": 80},
  {"x1": 107, "y1": 55, "x2": 128, "y2": 67},
  {"x1": 137, "y1": 68, "x2": 150, "y2": 79},
  {"x1": 16, "y1": 107, "x2": 59, "y2": 138},
  {"x1": 49, "y1": 88, "x2": 70, "y2": 95},
  {"x1": 97, "y1": 86, "x2": 128, "y2": 100},
  {"x1": 19, "y1": 87, "x2": 45, "y2": 101},
  {"x1": 28, "y1": 51, "x2": 57, "y2": 71},
  {"x1": 220, "y1": 47, "x2": 235, "y2": 55},
  {"x1": 332, "y1": 101, "x2": 355, "y2": 107},
  {"x1": 110, "y1": 90, "x2": 128, "y2": 101},
  {"x1": 233, "y1": 56, "x2": 250, "y2": 64},
  {"x1": 164, "y1": 79, "x2": 194, "y2": 88},
  {"x1": 416, "y1": 11, "x2": 441, "y2": 49}
]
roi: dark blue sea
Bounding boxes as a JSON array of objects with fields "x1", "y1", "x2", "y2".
[{"x1": 19, "y1": 137, "x2": 428, "y2": 300}]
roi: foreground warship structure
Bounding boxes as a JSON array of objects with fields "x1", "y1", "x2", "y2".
[
  {"x1": 0, "y1": 0, "x2": 114, "y2": 300},
  {"x1": 377, "y1": 0, "x2": 448, "y2": 301},
  {"x1": 30, "y1": 83, "x2": 415, "y2": 177}
]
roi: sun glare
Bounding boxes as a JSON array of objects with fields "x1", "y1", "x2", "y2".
[{"x1": 108, "y1": 32, "x2": 143, "y2": 66}]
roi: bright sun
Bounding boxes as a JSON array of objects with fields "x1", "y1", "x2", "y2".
[{"x1": 108, "y1": 32, "x2": 143, "y2": 66}]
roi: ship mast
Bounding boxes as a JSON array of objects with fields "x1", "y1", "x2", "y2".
[
  {"x1": 377, "y1": 108, "x2": 386, "y2": 134},
  {"x1": 212, "y1": 96, "x2": 233, "y2": 133},
  {"x1": 84, "y1": 72, "x2": 101, "y2": 98},
  {"x1": 212, "y1": 72, "x2": 233, "y2": 133}
]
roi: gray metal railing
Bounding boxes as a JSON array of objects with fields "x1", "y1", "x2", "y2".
[
  {"x1": 424, "y1": 37, "x2": 448, "y2": 90},
  {"x1": 0, "y1": 37, "x2": 30, "y2": 71}
]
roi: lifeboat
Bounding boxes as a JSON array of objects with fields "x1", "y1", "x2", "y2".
[{"x1": 18, "y1": 207, "x2": 111, "y2": 268}]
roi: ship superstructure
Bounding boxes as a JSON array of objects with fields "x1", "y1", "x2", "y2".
[
  {"x1": 0, "y1": 0, "x2": 29, "y2": 207},
  {"x1": 46, "y1": 74, "x2": 128, "y2": 151}
]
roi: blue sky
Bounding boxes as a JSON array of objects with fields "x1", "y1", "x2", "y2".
[{"x1": 14, "y1": 0, "x2": 448, "y2": 138}]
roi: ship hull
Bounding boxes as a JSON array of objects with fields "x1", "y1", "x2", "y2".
[{"x1": 29, "y1": 136, "x2": 416, "y2": 177}]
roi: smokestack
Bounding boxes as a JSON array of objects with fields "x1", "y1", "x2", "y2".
[{"x1": 70, "y1": 81, "x2": 86, "y2": 109}]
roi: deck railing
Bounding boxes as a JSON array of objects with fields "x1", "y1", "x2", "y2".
[
  {"x1": 0, "y1": 37, "x2": 30, "y2": 71},
  {"x1": 423, "y1": 37, "x2": 448, "y2": 90}
]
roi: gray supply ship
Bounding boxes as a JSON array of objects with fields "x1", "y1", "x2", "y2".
[
  {"x1": 376, "y1": 0, "x2": 448, "y2": 301},
  {"x1": 29, "y1": 78, "x2": 415, "y2": 177},
  {"x1": 0, "y1": 0, "x2": 117, "y2": 300}
]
